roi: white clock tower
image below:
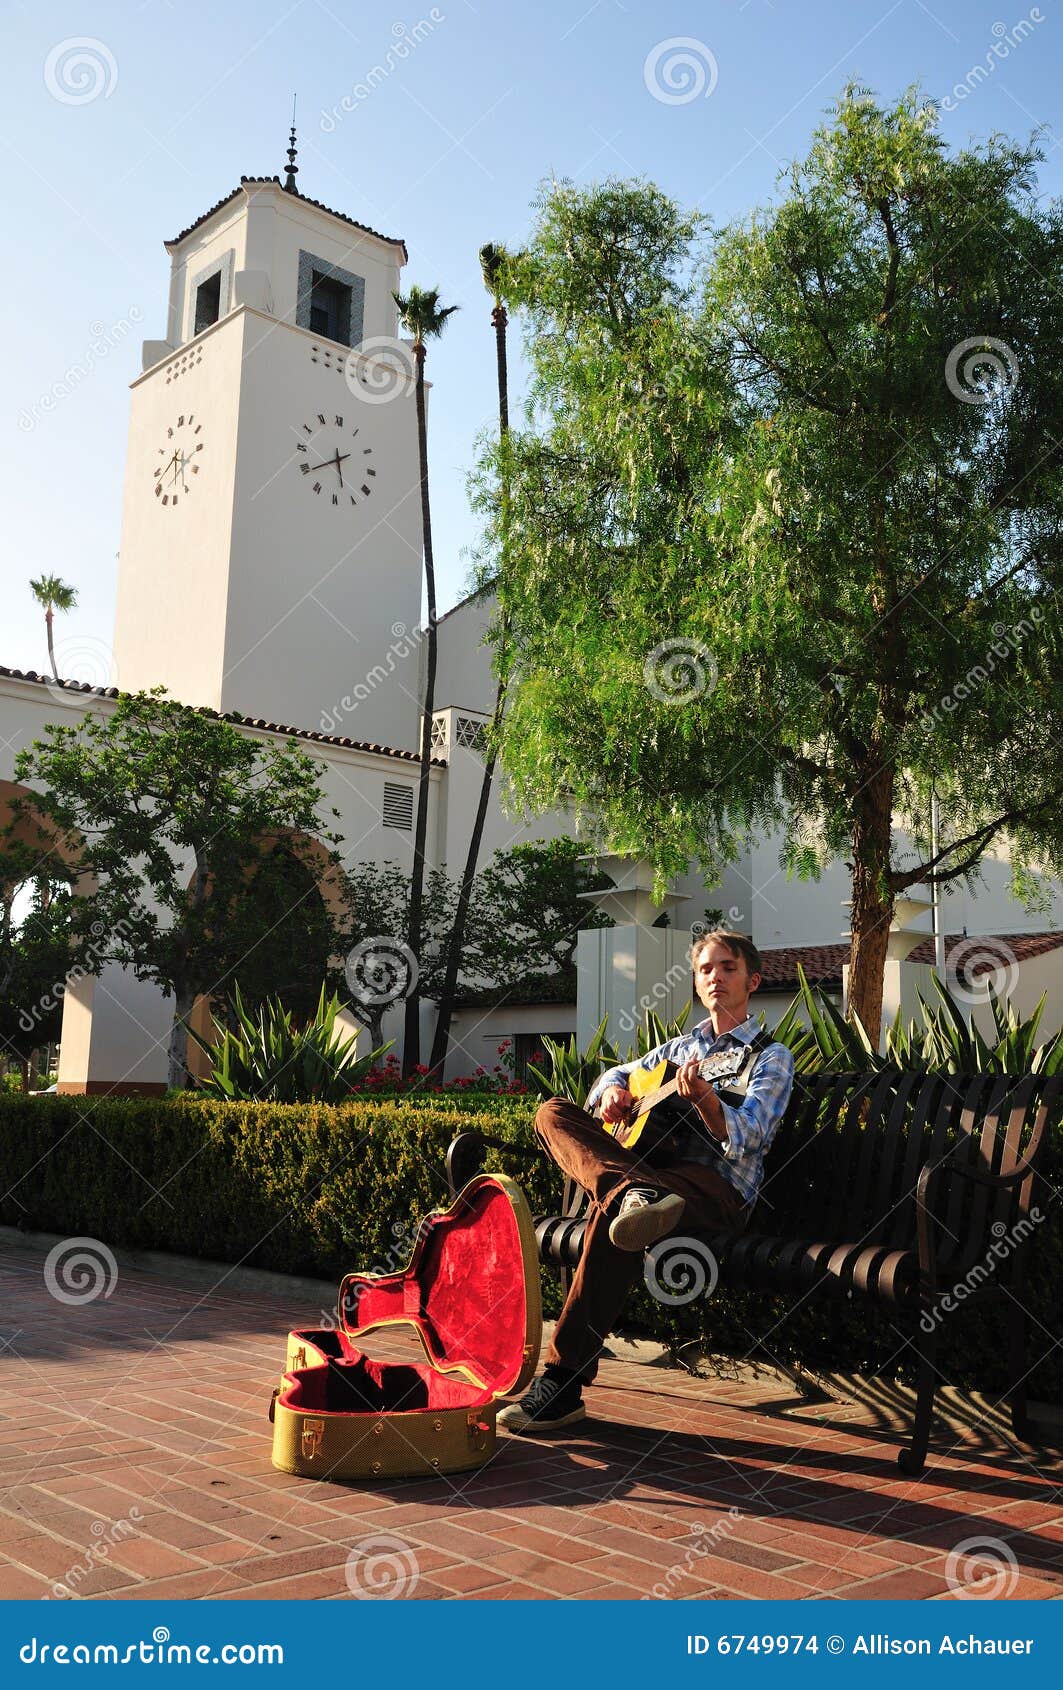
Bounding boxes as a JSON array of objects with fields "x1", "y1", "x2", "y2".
[{"x1": 112, "y1": 132, "x2": 424, "y2": 748}]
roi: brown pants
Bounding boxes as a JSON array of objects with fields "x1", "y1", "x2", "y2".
[{"x1": 535, "y1": 1096, "x2": 748, "y2": 1383}]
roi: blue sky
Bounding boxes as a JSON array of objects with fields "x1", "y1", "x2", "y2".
[{"x1": 3, "y1": 0, "x2": 1059, "y2": 686}]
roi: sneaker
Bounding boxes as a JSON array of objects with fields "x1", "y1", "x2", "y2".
[
  {"x1": 608, "y1": 1185, "x2": 686, "y2": 1252},
  {"x1": 497, "y1": 1370, "x2": 587, "y2": 1435}
]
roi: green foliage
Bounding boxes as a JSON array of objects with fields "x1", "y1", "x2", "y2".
[
  {"x1": 463, "y1": 836, "x2": 614, "y2": 989},
  {"x1": 12, "y1": 689, "x2": 344, "y2": 1087},
  {"x1": 477, "y1": 92, "x2": 1063, "y2": 1036},
  {"x1": 0, "y1": 843, "x2": 76, "y2": 1068},
  {"x1": 773, "y1": 965, "x2": 1063, "y2": 1075},
  {"x1": 0, "y1": 1088, "x2": 1057, "y2": 1400},
  {"x1": 190, "y1": 984, "x2": 392, "y2": 1103},
  {"x1": 528, "y1": 1017, "x2": 617, "y2": 1107}
]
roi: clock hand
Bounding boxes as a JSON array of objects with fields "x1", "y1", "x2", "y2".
[{"x1": 308, "y1": 450, "x2": 351, "y2": 483}]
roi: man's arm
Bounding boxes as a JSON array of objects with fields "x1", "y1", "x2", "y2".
[{"x1": 680, "y1": 1043, "x2": 795, "y2": 1161}]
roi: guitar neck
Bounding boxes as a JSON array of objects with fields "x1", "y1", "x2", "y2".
[{"x1": 629, "y1": 1074, "x2": 684, "y2": 1121}]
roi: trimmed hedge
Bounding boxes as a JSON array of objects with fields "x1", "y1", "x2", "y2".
[{"x1": 0, "y1": 1094, "x2": 1059, "y2": 1403}]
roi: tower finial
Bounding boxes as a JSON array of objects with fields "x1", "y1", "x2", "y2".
[{"x1": 283, "y1": 95, "x2": 298, "y2": 193}]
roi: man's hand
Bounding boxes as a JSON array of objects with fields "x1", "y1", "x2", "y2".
[
  {"x1": 599, "y1": 1084, "x2": 634, "y2": 1123},
  {"x1": 676, "y1": 1060, "x2": 726, "y2": 1138}
]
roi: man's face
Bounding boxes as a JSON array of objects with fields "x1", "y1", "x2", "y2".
[{"x1": 693, "y1": 941, "x2": 760, "y2": 1020}]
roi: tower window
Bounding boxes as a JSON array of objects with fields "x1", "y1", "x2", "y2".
[
  {"x1": 308, "y1": 270, "x2": 350, "y2": 343},
  {"x1": 296, "y1": 250, "x2": 365, "y2": 348},
  {"x1": 194, "y1": 270, "x2": 222, "y2": 334}
]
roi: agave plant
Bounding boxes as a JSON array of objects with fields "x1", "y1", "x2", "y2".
[
  {"x1": 527, "y1": 1017, "x2": 620, "y2": 1107},
  {"x1": 190, "y1": 984, "x2": 392, "y2": 1102},
  {"x1": 772, "y1": 964, "x2": 1063, "y2": 1075}
]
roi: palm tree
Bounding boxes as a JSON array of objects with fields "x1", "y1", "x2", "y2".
[
  {"x1": 393, "y1": 285, "x2": 459, "y2": 1076},
  {"x1": 429, "y1": 245, "x2": 515, "y2": 1074},
  {"x1": 29, "y1": 575, "x2": 77, "y2": 682}
]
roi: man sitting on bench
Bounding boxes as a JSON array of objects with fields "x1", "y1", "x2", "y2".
[{"x1": 498, "y1": 931, "x2": 795, "y2": 1434}]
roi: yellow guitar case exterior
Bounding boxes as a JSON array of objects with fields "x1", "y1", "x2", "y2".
[{"x1": 270, "y1": 1173, "x2": 542, "y2": 1481}]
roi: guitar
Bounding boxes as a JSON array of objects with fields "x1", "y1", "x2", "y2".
[{"x1": 595, "y1": 1045, "x2": 757, "y2": 1151}]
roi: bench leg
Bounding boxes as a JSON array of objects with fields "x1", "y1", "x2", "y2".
[{"x1": 897, "y1": 1304, "x2": 938, "y2": 1476}]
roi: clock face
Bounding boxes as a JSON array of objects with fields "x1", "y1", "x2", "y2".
[
  {"x1": 295, "y1": 412, "x2": 377, "y2": 508},
  {"x1": 153, "y1": 414, "x2": 204, "y2": 506}
]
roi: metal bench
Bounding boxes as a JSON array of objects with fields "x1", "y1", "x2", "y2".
[{"x1": 446, "y1": 1069, "x2": 1062, "y2": 1474}]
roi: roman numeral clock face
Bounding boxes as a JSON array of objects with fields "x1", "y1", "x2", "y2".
[
  {"x1": 153, "y1": 415, "x2": 204, "y2": 505},
  {"x1": 295, "y1": 413, "x2": 376, "y2": 508}
]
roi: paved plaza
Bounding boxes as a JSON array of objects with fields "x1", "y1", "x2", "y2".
[{"x1": 1, "y1": 1241, "x2": 1061, "y2": 1602}]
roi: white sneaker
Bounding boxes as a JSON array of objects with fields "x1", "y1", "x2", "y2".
[{"x1": 608, "y1": 1185, "x2": 686, "y2": 1252}]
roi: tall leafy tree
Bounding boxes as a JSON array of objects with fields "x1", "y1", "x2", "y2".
[
  {"x1": 0, "y1": 842, "x2": 75, "y2": 1091},
  {"x1": 28, "y1": 575, "x2": 77, "y2": 682},
  {"x1": 429, "y1": 243, "x2": 516, "y2": 1073},
  {"x1": 392, "y1": 285, "x2": 459, "y2": 1074},
  {"x1": 14, "y1": 691, "x2": 345, "y2": 1088},
  {"x1": 474, "y1": 93, "x2": 1063, "y2": 1042}
]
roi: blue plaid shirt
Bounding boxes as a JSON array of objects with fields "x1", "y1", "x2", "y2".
[{"x1": 586, "y1": 1014, "x2": 795, "y2": 1208}]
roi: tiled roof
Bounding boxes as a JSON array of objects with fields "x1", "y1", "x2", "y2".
[
  {"x1": 0, "y1": 666, "x2": 444, "y2": 767},
  {"x1": 165, "y1": 178, "x2": 407, "y2": 259},
  {"x1": 758, "y1": 932, "x2": 1063, "y2": 991}
]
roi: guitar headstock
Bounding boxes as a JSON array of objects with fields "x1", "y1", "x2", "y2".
[{"x1": 697, "y1": 1048, "x2": 747, "y2": 1085}]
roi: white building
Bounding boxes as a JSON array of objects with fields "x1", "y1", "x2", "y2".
[{"x1": 3, "y1": 153, "x2": 1061, "y2": 1092}]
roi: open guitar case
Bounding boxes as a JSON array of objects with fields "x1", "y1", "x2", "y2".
[{"x1": 270, "y1": 1173, "x2": 542, "y2": 1481}]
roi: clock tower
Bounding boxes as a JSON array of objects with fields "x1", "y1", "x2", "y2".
[{"x1": 111, "y1": 133, "x2": 423, "y2": 748}]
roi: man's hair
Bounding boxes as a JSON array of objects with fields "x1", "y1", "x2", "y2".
[{"x1": 689, "y1": 929, "x2": 763, "y2": 978}]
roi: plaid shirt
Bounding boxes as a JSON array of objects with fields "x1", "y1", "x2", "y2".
[{"x1": 586, "y1": 1013, "x2": 795, "y2": 1208}]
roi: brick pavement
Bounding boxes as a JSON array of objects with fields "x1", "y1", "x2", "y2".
[{"x1": 1, "y1": 1242, "x2": 1062, "y2": 1602}]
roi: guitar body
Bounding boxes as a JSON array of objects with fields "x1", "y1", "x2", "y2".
[{"x1": 596, "y1": 1042, "x2": 763, "y2": 1156}]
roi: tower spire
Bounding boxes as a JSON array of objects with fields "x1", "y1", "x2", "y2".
[{"x1": 283, "y1": 94, "x2": 298, "y2": 193}]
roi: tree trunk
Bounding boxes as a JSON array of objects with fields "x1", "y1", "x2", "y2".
[
  {"x1": 167, "y1": 987, "x2": 195, "y2": 1090},
  {"x1": 428, "y1": 302, "x2": 510, "y2": 1076},
  {"x1": 403, "y1": 345, "x2": 437, "y2": 1076},
  {"x1": 46, "y1": 607, "x2": 58, "y2": 682},
  {"x1": 19, "y1": 1057, "x2": 30, "y2": 1095},
  {"x1": 846, "y1": 760, "x2": 896, "y2": 1049}
]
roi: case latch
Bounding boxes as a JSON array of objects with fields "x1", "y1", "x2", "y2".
[{"x1": 466, "y1": 1412, "x2": 491, "y2": 1450}]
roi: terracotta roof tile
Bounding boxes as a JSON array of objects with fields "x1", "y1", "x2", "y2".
[
  {"x1": 165, "y1": 178, "x2": 407, "y2": 259},
  {"x1": 758, "y1": 932, "x2": 1063, "y2": 990},
  {"x1": 0, "y1": 666, "x2": 443, "y2": 766}
]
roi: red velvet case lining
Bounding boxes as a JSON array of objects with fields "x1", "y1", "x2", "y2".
[
  {"x1": 278, "y1": 1177, "x2": 530, "y2": 1419},
  {"x1": 338, "y1": 1177, "x2": 530, "y2": 1394}
]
